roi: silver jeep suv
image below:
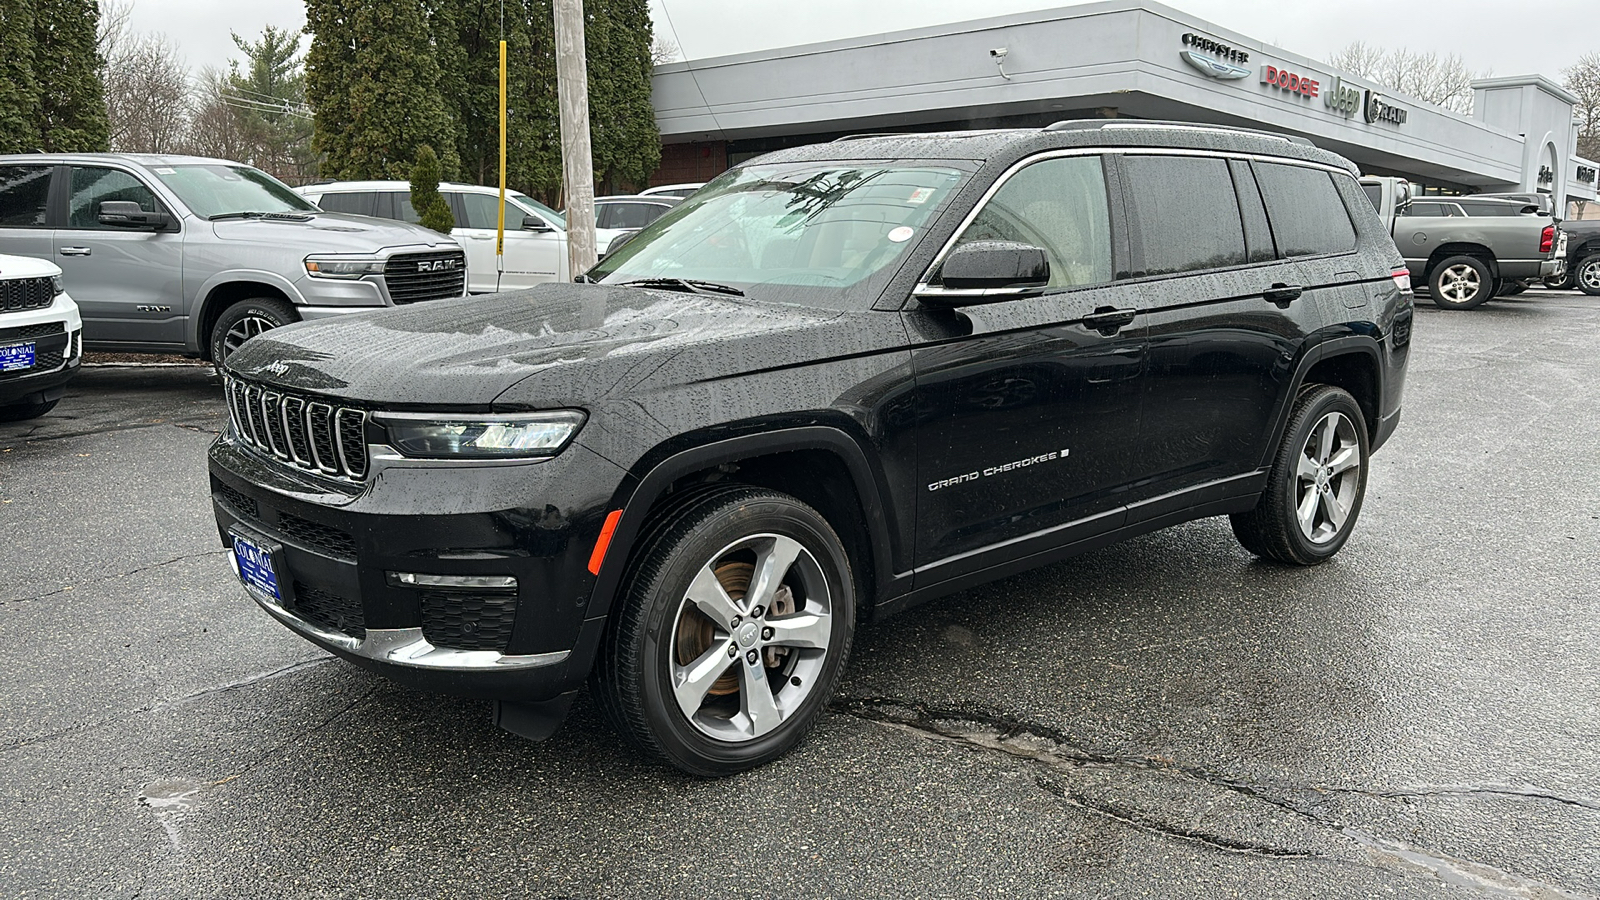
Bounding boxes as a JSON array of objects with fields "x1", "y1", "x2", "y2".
[{"x1": 0, "y1": 155, "x2": 466, "y2": 364}]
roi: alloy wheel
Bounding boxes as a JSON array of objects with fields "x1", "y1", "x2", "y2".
[
  {"x1": 223, "y1": 315, "x2": 278, "y2": 360},
  {"x1": 1295, "y1": 411, "x2": 1361, "y2": 544},
  {"x1": 1580, "y1": 259, "x2": 1600, "y2": 292},
  {"x1": 1439, "y1": 264, "x2": 1482, "y2": 304},
  {"x1": 669, "y1": 533, "x2": 832, "y2": 743}
]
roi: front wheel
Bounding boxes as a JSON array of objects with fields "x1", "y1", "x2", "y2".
[
  {"x1": 1428, "y1": 256, "x2": 1494, "y2": 309},
  {"x1": 1576, "y1": 255, "x2": 1600, "y2": 297},
  {"x1": 1231, "y1": 385, "x2": 1369, "y2": 566},
  {"x1": 209, "y1": 297, "x2": 298, "y2": 371},
  {"x1": 593, "y1": 486, "x2": 856, "y2": 776}
]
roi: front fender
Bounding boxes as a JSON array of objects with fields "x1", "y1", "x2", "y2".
[{"x1": 187, "y1": 269, "x2": 311, "y2": 349}]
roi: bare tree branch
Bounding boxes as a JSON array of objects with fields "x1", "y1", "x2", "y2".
[
  {"x1": 1325, "y1": 42, "x2": 1487, "y2": 114},
  {"x1": 1565, "y1": 52, "x2": 1600, "y2": 161},
  {"x1": 650, "y1": 35, "x2": 681, "y2": 66},
  {"x1": 103, "y1": 32, "x2": 192, "y2": 153}
]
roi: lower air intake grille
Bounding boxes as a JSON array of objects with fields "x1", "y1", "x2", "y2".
[
  {"x1": 278, "y1": 514, "x2": 357, "y2": 560},
  {"x1": 418, "y1": 591, "x2": 519, "y2": 652},
  {"x1": 291, "y1": 582, "x2": 366, "y2": 640}
]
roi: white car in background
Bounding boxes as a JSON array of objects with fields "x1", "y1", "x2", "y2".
[
  {"x1": 638, "y1": 182, "x2": 704, "y2": 199},
  {"x1": 300, "y1": 181, "x2": 594, "y2": 294},
  {"x1": 0, "y1": 253, "x2": 82, "y2": 422}
]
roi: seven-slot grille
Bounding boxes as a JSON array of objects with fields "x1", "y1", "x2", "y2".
[
  {"x1": 0, "y1": 277, "x2": 54, "y2": 313},
  {"x1": 226, "y1": 378, "x2": 369, "y2": 480},
  {"x1": 383, "y1": 250, "x2": 466, "y2": 305}
]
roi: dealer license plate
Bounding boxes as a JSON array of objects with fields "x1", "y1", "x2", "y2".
[
  {"x1": 0, "y1": 342, "x2": 35, "y2": 372},
  {"x1": 232, "y1": 533, "x2": 281, "y2": 601}
]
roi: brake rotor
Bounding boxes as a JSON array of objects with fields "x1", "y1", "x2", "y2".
[{"x1": 675, "y1": 561, "x2": 751, "y2": 696}]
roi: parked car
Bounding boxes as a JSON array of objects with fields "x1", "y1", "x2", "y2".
[
  {"x1": 638, "y1": 182, "x2": 704, "y2": 199},
  {"x1": 1474, "y1": 191, "x2": 1557, "y2": 217},
  {"x1": 593, "y1": 194, "x2": 680, "y2": 231},
  {"x1": 1542, "y1": 219, "x2": 1600, "y2": 293},
  {"x1": 1361, "y1": 176, "x2": 1561, "y2": 309},
  {"x1": 0, "y1": 154, "x2": 465, "y2": 366},
  {"x1": 0, "y1": 253, "x2": 81, "y2": 421},
  {"x1": 211, "y1": 121, "x2": 1412, "y2": 775}
]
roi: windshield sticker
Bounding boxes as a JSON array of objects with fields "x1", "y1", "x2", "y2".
[
  {"x1": 888, "y1": 226, "x2": 914, "y2": 243},
  {"x1": 907, "y1": 187, "x2": 935, "y2": 205},
  {"x1": 928, "y1": 449, "x2": 1069, "y2": 491}
]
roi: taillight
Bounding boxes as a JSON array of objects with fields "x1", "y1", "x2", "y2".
[
  {"x1": 1540, "y1": 225, "x2": 1554, "y2": 254},
  {"x1": 1391, "y1": 267, "x2": 1412, "y2": 292}
]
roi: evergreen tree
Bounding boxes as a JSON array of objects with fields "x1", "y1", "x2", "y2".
[
  {"x1": 31, "y1": 0, "x2": 110, "y2": 151},
  {"x1": 228, "y1": 26, "x2": 317, "y2": 182},
  {"x1": 306, "y1": 0, "x2": 458, "y2": 180},
  {"x1": 585, "y1": 0, "x2": 659, "y2": 193},
  {"x1": 0, "y1": 0, "x2": 42, "y2": 153},
  {"x1": 410, "y1": 144, "x2": 455, "y2": 233}
]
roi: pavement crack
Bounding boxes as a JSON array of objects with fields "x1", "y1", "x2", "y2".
[{"x1": 3, "y1": 548, "x2": 229, "y2": 606}]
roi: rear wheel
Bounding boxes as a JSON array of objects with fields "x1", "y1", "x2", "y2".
[
  {"x1": 209, "y1": 297, "x2": 298, "y2": 371},
  {"x1": 0, "y1": 397, "x2": 59, "y2": 422},
  {"x1": 593, "y1": 486, "x2": 856, "y2": 776},
  {"x1": 1428, "y1": 256, "x2": 1493, "y2": 309},
  {"x1": 1231, "y1": 385, "x2": 1369, "y2": 566},
  {"x1": 1576, "y1": 255, "x2": 1600, "y2": 297}
]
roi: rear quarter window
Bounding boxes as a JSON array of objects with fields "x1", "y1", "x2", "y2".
[
  {"x1": 316, "y1": 191, "x2": 377, "y2": 217},
  {"x1": 1253, "y1": 162, "x2": 1357, "y2": 257}
]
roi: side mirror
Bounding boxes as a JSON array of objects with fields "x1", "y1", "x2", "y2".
[
  {"x1": 521, "y1": 214, "x2": 553, "y2": 233},
  {"x1": 920, "y1": 241, "x2": 1049, "y2": 305},
  {"x1": 1395, "y1": 180, "x2": 1413, "y2": 205},
  {"x1": 604, "y1": 229, "x2": 641, "y2": 256},
  {"x1": 99, "y1": 200, "x2": 170, "y2": 229}
]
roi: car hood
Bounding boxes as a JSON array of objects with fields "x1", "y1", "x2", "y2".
[
  {"x1": 224, "y1": 282, "x2": 856, "y2": 409},
  {"x1": 208, "y1": 212, "x2": 458, "y2": 253},
  {"x1": 0, "y1": 253, "x2": 61, "y2": 279}
]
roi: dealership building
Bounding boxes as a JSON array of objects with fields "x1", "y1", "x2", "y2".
[{"x1": 648, "y1": 0, "x2": 1599, "y2": 216}]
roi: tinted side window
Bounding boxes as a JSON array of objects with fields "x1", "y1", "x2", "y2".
[
  {"x1": 0, "y1": 165, "x2": 52, "y2": 228},
  {"x1": 594, "y1": 203, "x2": 618, "y2": 230},
  {"x1": 317, "y1": 191, "x2": 377, "y2": 216},
  {"x1": 952, "y1": 155, "x2": 1112, "y2": 288},
  {"x1": 1403, "y1": 203, "x2": 1443, "y2": 218},
  {"x1": 1121, "y1": 155, "x2": 1247, "y2": 277},
  {"x1": 1362, "y1": 183, "x2": 1382, "y2": 211},
  {"x1": 67, "y1": 167, "x2": 161, "y2": 229},
  {"x1": 454, "y1": 192, "x2": 524, "y2": 230},
  {"x1": 1253, "y1": 162, "x2": 1357, "y2": 257},
  {"x1": 384, "y1": 191, "x2": 422, "y2": 224}
]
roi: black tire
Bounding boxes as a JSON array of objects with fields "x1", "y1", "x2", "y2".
[
  {"x1": 1543, "y1": 269, "x2": 1575, "y2": 291},
  {"x1": 1231, "y1": 385, "x2": 1369, "y2": 566},
  {"x1": 209, "y1": 297, "x2": 298, "y2": 370},
  {"x1": 1428, "y1": 255, "x2": 1494, "y2": 309},
  {"x1": 0, "y1": 397, "x2": 59, "y2": 422},
  {"x1": 1576, "y1": 254, "x2": 1600, "y2": 297},
  {"x1": 592, "y1": 485, "x2": 856, "y2": 776}
]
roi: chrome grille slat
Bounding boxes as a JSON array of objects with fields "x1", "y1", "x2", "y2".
[{"x1": 224, "y1": 377, "x2": 369, "y2": 482}]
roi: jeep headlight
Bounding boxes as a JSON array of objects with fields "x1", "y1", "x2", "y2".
[
  {"x1": 376, "y1": 411, "x2": 586, "y2": 459},
  {"x1": 304, "y1": 255, "x2": 385, "y2": 279},
  {"x1": 51, "y1": 275, "x2": 65, "y2": 296}
]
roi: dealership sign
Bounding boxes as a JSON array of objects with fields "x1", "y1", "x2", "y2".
[
  {"x1": 1260, "y1": 65, "x2": 1320, "y2": 100},
  {"x1": 1180, "y1": 32, "x2": 1250, "y2": 79},
  {"x1": 1364, "y1": 91, "x2": 1407, "y2": 126},
  {"x1": 1324, "y1": 76, "x2": 1361, "y2": 117}
]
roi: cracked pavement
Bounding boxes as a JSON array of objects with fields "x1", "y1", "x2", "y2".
[{"x1": 2, "y1": 293, "x2": 1599, "y2": 898}]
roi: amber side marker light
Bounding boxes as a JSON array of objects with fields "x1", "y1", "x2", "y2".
[{"x1": 588, "y1": 509, "x2": 624, "y2": 575}]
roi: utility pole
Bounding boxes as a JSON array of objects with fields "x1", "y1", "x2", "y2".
[{"x1": 553, "y1": 0, "x2": 597, "y2": 278}]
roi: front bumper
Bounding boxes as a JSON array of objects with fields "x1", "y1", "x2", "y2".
[
  {"x1": 209, "y1": 431, "x2": 626, "y2": 701},
  {"x1": 0, "y1": 294, "x2": 83, "y2": 406}
]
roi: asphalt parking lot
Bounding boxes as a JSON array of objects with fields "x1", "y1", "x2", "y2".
[{"x1": 3, "y1": 290, "x2": 1598, "y2": 899}]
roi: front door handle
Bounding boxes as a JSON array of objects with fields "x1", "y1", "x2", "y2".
[
  {"x1": 1082, "y1": 307, "x2": 1137, "y2": 335},
  {"x1": 1264, "y1": 283, "x2": 1303, "y2": 306},
  {"x1": 59, "y1": 247, "x2": 92, "y2": 257}
]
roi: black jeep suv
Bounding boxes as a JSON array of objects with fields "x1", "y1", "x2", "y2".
[{"x1": 210, "y1": 121, "x2": 1412, "y2": 775}]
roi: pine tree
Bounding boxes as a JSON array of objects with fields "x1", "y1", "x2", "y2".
[
  {"x1": 0, "y1": 0, "x2": 43, "y2": 153},
  {"x1": 228, "y1": 25, "x2": 316, "y2": 182},
  {"x1": 31, "y1": 0, "x2": 110, "y2": 151},
  {"x1": 410, "y1": 144, "x2": 455, "y2": 233},
  {"x1": 586, "y1": 0, "x2": 659, "y2": 193},
  {"x1": 307, "y1": 0, "x2": 459, "y2": 180}
]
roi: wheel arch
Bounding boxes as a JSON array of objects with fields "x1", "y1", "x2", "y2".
[
  {"x1": 1260, "y1": 338, "x2": 1384, "y2": 469},
  {"x1": 191, "y1": 273, "x2": 305, "y2": 360},
  {"x1": 584, "y1": 426, "x2": 899, "y2": 623},
  {"x1": 1424, "y1": 244, "x2": 1498, "y2": 281}
]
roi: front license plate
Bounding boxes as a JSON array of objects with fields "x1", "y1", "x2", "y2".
[
  {"x1": 232, "y1": 532, "x2": 281, "y2": 602},
  {"x1": 0, "y1": 342, "x2": 35, "y2": 372}
]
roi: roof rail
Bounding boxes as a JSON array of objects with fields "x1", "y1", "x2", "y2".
[
  {"x1": 832, "y1": 133, "x2": 907, "y2": 142},
  {"x1": 1044, "y1": 119, "x2": 1316, "y2": 147}
]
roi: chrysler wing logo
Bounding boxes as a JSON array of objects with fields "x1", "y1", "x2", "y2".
[
  {"x1": 1182, "y1": 50, "x2": 1250, "y2": 80},
  {"x1": 418, "y1": 259, "x2": 460, "y2": 272}
]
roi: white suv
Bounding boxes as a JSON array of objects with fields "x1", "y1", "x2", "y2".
[
  {"x1": 0, "y1": 253, "x2": 81, "y2": 421},
  {"x1": 299, "y1": 181, "x2": 616, "y2": 294}
]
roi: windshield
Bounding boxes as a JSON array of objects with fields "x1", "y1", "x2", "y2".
[
  {"x1": 589, "y1": 162, "x2": 968, "y2": 307},
  {"x1": 151, "y1": 164, "x2": 317, "y2": 219},
  {"x1": 513, "y1": 192, "x2": 565, "y2": 229}
]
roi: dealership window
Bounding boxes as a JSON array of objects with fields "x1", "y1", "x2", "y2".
[
  {"x1": 0, "y1": 165, "x2": 51, "y2": 228},
  {"x1": 1253, "y1": 162, "x2": 1357, "y2": 257},
  {"x1": 1120, "y1": 155, "x2": 1247, "y2": 276},
  {"x1": 953, "y1": 155, "x2": 1112, "y2": 288}
]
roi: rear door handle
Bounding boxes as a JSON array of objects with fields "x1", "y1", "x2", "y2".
[
  {"x1": 1082, "y1": 307, "x2": 1137, "y2": 334},
  {"x1": 1264, "y1": 283, "x2": 1303, "y2": 306},
  {"x1": 59, "y1": 247, "x2": 92, "y2": 257}
]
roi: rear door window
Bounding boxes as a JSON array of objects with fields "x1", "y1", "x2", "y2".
[
  {"x1": 65, "y1": 167, "x2": 162, "y2": 229},
  {"x1": 1120, "y1": 155, "x2": 1247, "y2": 277},
  {"x1": 0, "y1": 165, "x2": 53, "y2": 228},
  {"x1": 383, "y1": 191, "x2": 422, "y2": 224},
  {"x1": 951, "y1": 155, "x2": 1113, "y2": 288},
  {"x1": 1252, "y1": 162, "x2": 1357, "y2": 257},
  {"x1": 316, "y1": 191, "x2": 377, "y2": 216}
]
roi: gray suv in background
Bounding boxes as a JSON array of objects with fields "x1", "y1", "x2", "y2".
[{"x1": 0, "y1": 154, "x2": 466, "y2": 364}]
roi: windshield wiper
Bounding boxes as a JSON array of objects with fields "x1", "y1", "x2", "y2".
[
  {"x1": 619, "y1": 277, "x2": 744, "y2": 297},
  {"x1": 208, "y1": 211, "x2": 313, "y2": 222}
]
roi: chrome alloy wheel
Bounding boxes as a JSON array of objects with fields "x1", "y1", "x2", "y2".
[
  {"x1": 222, "y1": 315, "x2": 278, "y2": 360},
  {"x1": 669, "y1": 533, "x2": 832, "y2": 743},
  {"x1": 1580, "y1": 258, "x2": 1600, "y2": 292},
  {"x1": 1438, "y1": 264, "x2": 1483, "y2": 304},
  {"x1": 1295, "y1": 411, "x2": 1361, "y2": 544}
]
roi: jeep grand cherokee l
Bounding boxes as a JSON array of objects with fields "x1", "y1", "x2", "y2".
[{"x1": 209, "y1": 121, "x2": 1412, "y2": 776}]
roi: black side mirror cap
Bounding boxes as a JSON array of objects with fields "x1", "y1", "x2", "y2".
[
  {"x1": 98, "y1": 200, "x2": 170, "y2": 229},
  {"x1": 522, "y1": 214, "x2": 553, "y2": 232}
]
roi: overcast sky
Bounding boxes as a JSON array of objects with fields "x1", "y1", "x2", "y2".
[{"x1": 130, "y1": 0, "x2": 1593, "y2": 88}]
